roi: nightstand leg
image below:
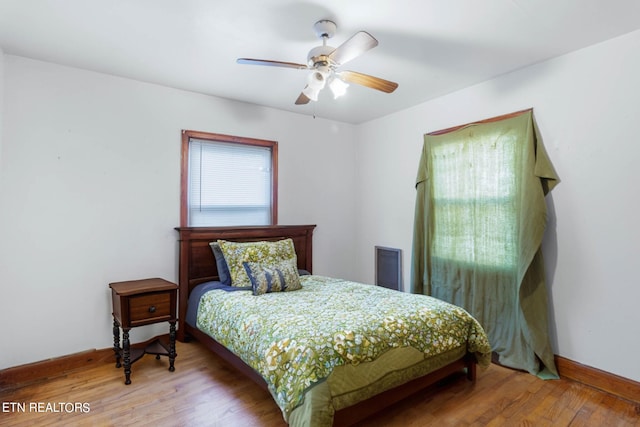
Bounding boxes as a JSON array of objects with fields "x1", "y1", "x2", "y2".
[
  {"x1": 112, "y1": 319, "x2": 121, "y2": 368},
  {"x1": 123, "y1": 328, "x2": 131, "y2": 385},
  {"x1": 168, "y1": 321, "x2": 176, "y2": 372}
]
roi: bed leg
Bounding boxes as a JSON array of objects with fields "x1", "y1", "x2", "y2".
[{"x1": 466, "y1": 354, "x2": 477, "y2": 381}]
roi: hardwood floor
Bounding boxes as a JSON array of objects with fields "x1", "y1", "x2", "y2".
[{"x1": 1, "y1": 340, "x2": 639, "y2": 426}]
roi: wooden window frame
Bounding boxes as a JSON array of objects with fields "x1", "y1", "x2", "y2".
[{"x1": 180, "y1": 130, "x2": 278, "y2": 227}]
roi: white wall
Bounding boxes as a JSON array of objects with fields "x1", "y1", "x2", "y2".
[
  {"x1": 3, "y1": 28, "x2": 640, "y2": 385},
  {"x1": 354, "y1": 29, "x2": 640, "y2": 382},
  {"x1": 0, "y1": 48, "x2": 4, "y2": 172},
  {"x1": 0, "y1": 55, "x2": 358, "y2": 369}
]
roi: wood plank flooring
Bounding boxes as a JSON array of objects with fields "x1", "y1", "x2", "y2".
[{"x1": 1, "y1": 340, "x2": 639, "y2": 426}]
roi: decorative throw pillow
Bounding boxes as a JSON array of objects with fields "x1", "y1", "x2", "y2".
[
  {"x1": 209, "y1": 242, "x2": 232, "y2": 286},
  {"x1": 218, "y1": 238, "x2": 298, "y2": 287},
  {"x1": 243, "y1": 259, "x2": 302, "y2": 295}
]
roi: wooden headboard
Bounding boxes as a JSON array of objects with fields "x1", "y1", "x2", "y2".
[{"x1": 174, "y1": 224, "x2": 316, "y2": 341}]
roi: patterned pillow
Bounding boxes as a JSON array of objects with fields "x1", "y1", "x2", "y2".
[
  {"x1": 209, "y1": 242, "x2": 231, "y2": 286},
  {"x1": 243, "y1": 259, "x2": 302, "y2": 295},
  {"x1": 218, "y1": 238, "x2": 298, "y2": 287}
]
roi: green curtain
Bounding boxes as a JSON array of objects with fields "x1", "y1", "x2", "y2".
[{"x1": 410, "y1": 110, "x2": 559, "y2": 378}]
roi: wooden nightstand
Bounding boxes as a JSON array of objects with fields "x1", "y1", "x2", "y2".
[{"x1": 109, "y1": 278, "x2": 178, "y2": 385}]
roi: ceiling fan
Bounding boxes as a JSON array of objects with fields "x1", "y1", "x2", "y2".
[{"x1": 237, "y1": 20, "x2": 399, "y2": 105}]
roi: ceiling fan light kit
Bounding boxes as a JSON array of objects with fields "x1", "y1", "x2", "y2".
[
  {"x1": 237, "y1": 19, "x2": 398, "y2": 105},
  {"x1": 328, "y1": 75, "x2": 349, "y2": 98},
  {"x1": 302, "y1": 71, "x2": 326, "y2": 101}
]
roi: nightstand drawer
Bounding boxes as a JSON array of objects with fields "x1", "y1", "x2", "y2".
[{"x1": 129, "y1": 292, "x2": 172, "y2": 325}]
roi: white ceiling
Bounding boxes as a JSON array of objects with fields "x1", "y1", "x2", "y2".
[{"x1": 1, "y1": 0, "x2": 640, "y2": 124}]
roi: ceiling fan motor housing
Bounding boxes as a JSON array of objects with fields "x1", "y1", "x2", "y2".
[{"x1": 307, "y1": 45, "x2": 335, "y2": 68}]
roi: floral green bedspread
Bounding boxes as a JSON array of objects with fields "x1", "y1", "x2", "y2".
[{"x1": 196, "y1": 275, "x2": 491, "y2": 419}]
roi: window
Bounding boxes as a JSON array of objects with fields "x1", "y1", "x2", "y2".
[
  {"x1": 180, "y1": 130, "x2": 277, "y2": 227},
  {"x1": 430, "y1": 133, "x2": 518, "y2": 269},
  {"x1": 411, "y1": 109, "x2": 560, "y2": 377}
]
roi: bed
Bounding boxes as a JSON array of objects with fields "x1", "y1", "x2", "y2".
[{"x1": 176, "y1": 224, "x2": 491, "y2": 426}]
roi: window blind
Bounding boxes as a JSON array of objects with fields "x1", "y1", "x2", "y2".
[{"x1": 188, "y1": 138, "x2": 272, "y2": 226}]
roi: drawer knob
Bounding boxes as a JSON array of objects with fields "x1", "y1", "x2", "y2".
[{"x1": 148, "y1": 305, "x2": 156, "y2": 313}]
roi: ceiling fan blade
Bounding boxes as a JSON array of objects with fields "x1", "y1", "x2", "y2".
[
  {"x1": 237, "y1": 58, "x2": 308, "y2": 70},
  {"x1": 295, "y1": 91, "x2": 311, "y2": 105},
  {"x1": 339, "y1": 71, "x2": 398, "y2": 93},
  {"x1": 328, "y1": 31, "x2": 378, "y2": 66}
]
